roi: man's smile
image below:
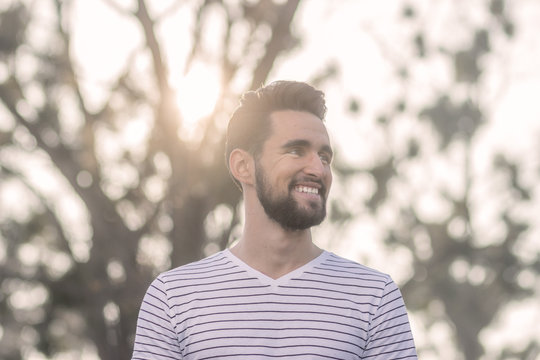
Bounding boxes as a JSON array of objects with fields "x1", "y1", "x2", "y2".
[
  {"x1": 294, "y1": 185, "x2": 319, "y2": 195},
  {"x1": 290, "y1": 179, "x2": 326, "y2": 202}
]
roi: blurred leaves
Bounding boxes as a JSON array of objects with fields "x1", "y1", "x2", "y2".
[
  {"x1": 0, "y1": 1, "x2": 538, "y2": 360},
  {"x1": 419, "y1": 96, "x2": 483, "y2": 148},
  {"x1": 366, "y1": 157, "x2": 396, "y2": 210},
  {"x1": 0, "y1": 0, "x2": 303, "y2": 359},
  {"x1": 0, "y1": 3, "x2": 28, "y2": 56},
  {"x1": 338, "y1": 1, "x2": 539, "y2": 359}
]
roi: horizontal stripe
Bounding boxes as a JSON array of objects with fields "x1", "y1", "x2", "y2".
[
  {"x1": 198, "y1": 352, "x2": 345, "y2": 360},
  {"x1": 179, "y1": 317, "x2": 369, "y2": 338},
  {"x1": 176, "y1": 299, "x2": 371, "y2": 317},
  {"x1": 187, "y1": 334, "x2": 363, "y2": 349},
  {"x1": 185, "y1": 343, "x2": 359, "y2": 358}
]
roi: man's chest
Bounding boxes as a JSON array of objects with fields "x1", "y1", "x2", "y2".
[{"x1": 173, "y1": 290, "x2": 371, "y2": 359}]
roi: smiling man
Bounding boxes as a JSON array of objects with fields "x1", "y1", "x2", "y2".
[
  {"x1": 252, "y1": 110, "x2": 332, "y2": 231},
  {"x1": 132, "y1": 81, "x2": 418, "y2": 359}
]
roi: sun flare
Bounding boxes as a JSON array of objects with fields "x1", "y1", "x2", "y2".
[{"x1": 174, "y1": 63, "x2": 221, "y2": 134}]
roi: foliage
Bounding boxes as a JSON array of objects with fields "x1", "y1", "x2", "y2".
[
  {"x1": 332, "y1": 1, "x2": 540, "y2": 359},
  {"x1": 0, "y1": 1, "x2": 539, "y2": 360},
  {"x1": 0, "y1": 0, "x2": 302, "y2": 358}
]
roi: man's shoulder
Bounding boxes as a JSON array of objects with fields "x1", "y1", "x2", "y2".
[
  {"x1": 321, "y1": 251, "x2": 391, "y2": 283},
  {"x1": 157, "y1": 250, "x2": 232, "y2": 283}
]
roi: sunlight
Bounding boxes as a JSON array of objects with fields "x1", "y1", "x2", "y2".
[{"x1": 174, "y1": 63, "x2": 221, "y2": 138}]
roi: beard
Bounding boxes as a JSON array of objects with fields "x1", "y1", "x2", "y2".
[{"x1": 254, "y1": 162, "x2": 328, "y2": 231}]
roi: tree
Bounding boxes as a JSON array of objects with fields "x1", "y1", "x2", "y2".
[
  {"x1": 331, "y1": 1, "x2": 540, "y2": 359},
  {"x1": 1, "y1": 0, "x2": 539, "y2": 359},
  {"x1": 0, "y1": 0, "x2": 302, "y2": 358}
]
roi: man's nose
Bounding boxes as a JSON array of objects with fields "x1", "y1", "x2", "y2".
[{"x1": 303, "y1": 153, "x2": 326, "y2": 177}]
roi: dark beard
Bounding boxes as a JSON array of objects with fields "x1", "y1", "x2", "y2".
[{"x1": 255, "y1": 163, "x2": 327, "y2": 231}]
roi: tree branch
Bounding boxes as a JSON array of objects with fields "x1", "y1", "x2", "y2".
[
  {"x1": 250, "y1": 0, "x2": 301, "y2": 89},
  {"x1": 0, "y1": 164, "x2": 75, "y2": 258},
  {"x1": 135, "y1": 0, "x2": 169, "y2": 94}
]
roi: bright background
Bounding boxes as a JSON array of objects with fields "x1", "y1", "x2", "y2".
[{"x1": 1, "y1": 0, "x2": 539, "y2": 359}]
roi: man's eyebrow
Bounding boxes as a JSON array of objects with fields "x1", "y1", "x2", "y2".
[
  {"x1": 282, "y1": 139, "x2": 333, "y2": 156},
  {"x1": 282, "y1": 139, "x2": 310, "y2": 149}
]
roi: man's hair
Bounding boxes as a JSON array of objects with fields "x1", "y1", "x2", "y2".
[{"x1": 225, "y1": 80, "x2": 327, "y2": 187}]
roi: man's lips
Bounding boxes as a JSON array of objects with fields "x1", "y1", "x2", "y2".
[{"x1": 290, "y1": 180, "x2": 326, "y2": 198}]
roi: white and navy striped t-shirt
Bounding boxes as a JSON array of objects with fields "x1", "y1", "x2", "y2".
[{"x1": 132, "y1": 250, "x2": 417, "y2": 359}]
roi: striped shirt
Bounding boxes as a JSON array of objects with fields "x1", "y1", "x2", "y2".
[{"x1": 132, "y1": 250, "x2": 417, "y2": 359}]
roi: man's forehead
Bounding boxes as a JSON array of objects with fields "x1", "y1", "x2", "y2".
[
  {"x1": 281, "y1": 138, "x2": 334, "y2": 157},
  {"x1": 268, "y1": 110, "x2": 330, "y2": 138}
]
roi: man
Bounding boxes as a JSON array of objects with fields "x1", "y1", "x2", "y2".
[{"x1": 132, "y1": 81, "x2": 417, "y2": 359}]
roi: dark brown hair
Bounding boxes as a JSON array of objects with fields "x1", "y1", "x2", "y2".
[{"x1": 225, "y1": 80, "x2": 327, "y2": 186}]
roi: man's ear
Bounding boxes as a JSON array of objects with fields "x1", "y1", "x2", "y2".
[{"x1": 229, "y1": 149, "x2": 255, "y2": 187}]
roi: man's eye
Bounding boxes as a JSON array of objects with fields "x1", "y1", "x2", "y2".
[
  {"x1": 319, "y1": 154, "x2": 332, "y2": 164},
  {"x1": 288, "y1": 148, "x2": 302, "y2": 155}
]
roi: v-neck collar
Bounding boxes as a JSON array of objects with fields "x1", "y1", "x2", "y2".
[{"x1": 224, "y1": 248, "x2": 329, "y2": 289}]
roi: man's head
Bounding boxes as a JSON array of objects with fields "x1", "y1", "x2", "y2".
[
  {"x1": 225, "y1": 80, "x2": 327, "y2": 179},
  {"x1": 226, "y1": 81, "x2": 332, "y2": 231}
]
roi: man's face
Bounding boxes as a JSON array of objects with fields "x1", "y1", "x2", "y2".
[{"x1": 254, "y1": 110, "x2": 333, "y2": 231}]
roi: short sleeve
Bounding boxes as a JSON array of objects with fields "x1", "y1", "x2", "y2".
[
  {"x1": 131, "y1": 276, "x2": 182, "y2": 360},
  {"x1": 362, "y1": 277, "x2": 417, "y2": 359}
]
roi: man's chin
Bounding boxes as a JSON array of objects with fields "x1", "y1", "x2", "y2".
[
  {"x1": 285, "y1": 209, "x2": 326, "y2": 230},
  {"x1": 259, "y1": 190, "x2": 326, "y2": 230}
]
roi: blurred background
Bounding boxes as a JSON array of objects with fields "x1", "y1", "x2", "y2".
[{"x1": 0, "y1": 0, "x2": 539, "y2": 359}]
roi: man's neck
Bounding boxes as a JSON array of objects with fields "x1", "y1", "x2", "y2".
[{"x1": 230, "y1": 221, "x2": 322, "y2": 280}]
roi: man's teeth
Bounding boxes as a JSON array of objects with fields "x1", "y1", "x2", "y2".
[{"x1": 296, "y1": 186, "x2": 319, "y2": 194}]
